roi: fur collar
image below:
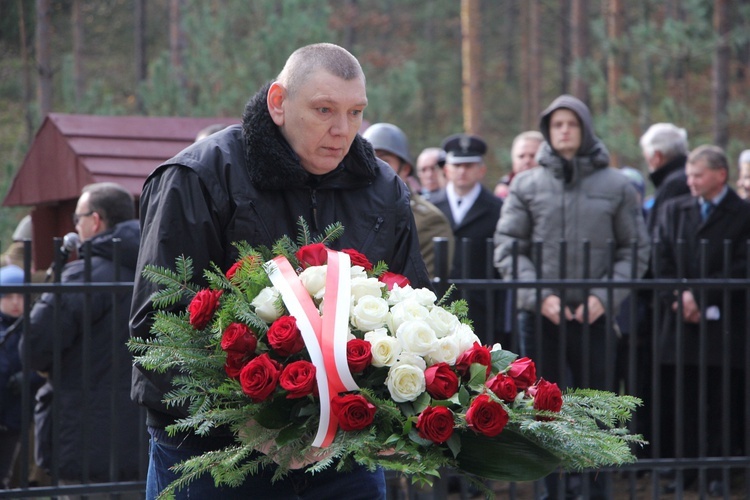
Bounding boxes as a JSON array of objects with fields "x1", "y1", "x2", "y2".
[{"x1": 240, "y1": 82, "x2": 378, "y2": 190}]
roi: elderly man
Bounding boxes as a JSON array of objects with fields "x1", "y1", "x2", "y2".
[
  {"x1": 416, "y1": 147, "x2": 447, "y2": 200},
  {"x1": 494, "y1": 130, "x2": 544, "y2": 199},
  {"x1": 130, "y1": 43, "x2": 429, "y2": 499}
]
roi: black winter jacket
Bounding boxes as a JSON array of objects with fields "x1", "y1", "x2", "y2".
[
  {"x1": 130, "y1": 83, "x2": 430, "y2": 430},
  {"x1": 22, "y1": 219, "x2": 142, "y2": 481}
]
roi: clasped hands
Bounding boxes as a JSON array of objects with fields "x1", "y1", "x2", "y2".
[{"x1": 541, "y1": 295, "x2": 605, "y2": 325}]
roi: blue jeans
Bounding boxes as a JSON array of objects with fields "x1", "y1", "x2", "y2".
[{"x1": 146, "y1": 428, "x2": 386, "y2": 499}]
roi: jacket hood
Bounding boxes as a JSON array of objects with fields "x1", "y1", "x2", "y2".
[
  {"x1": 85, "y1": 219, "x2": 140, "y2": 270},
  {"x1": 537, "y1": 95, "x2": 610, "y2": 182},
  {"x1": 240, "y1": 82, "x2": 379, "y2": 191}
]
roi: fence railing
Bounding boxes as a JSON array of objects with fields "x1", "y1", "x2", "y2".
[{"x1": 1, "y1": 236, "x2": 748, "y2": 499}]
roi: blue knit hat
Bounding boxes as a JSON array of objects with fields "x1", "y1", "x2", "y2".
[{"x1": 0, "y1": 265, "x2": 25, "y2": 293}]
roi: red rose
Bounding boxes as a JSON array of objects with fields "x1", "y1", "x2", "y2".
[
  {"x1": 455, "y1": 342, "x2": 492, "y2": 378},
  {"x1": 486, "y1": 373, "x2": 518, "y2": 403},
  {"x1": 424, "y1": 363, "x2": 459, "y2": 400},
  {"x1": 331, "y1": 394, "x2": 376, "y2": 431},
  {"x1": 507, "y1": 357, "x2": 537, "y2": 390},
  {"x1": 221, "y1": 323, "x2": 257, "y2": 354},
  {"x1": 188, "y1": 289, "x2": 222, "y2": 330},
  {"x1": 267, "y1": 316, "x2": 305, "y2": 356},
  {"x1": 342, "y1": 249, "x2": 373, "y2": 271},
  {"x1": 416, "y1": 406, "x2": 455, "y2": 444},
  {"x1": 239, "y1": 353, "x2": 281, "y2": 402},
  {"x1": 279, "y1": 360, "x2": 317, "y2": 399},
  {"x1": 225, "y1": 350, "x2": 249, "y2": 379},
  {"x1": 530, "y1": 379, "x2": 563, "y2": 419},
  {"x1": 226, "y1": 256, "x2": 255, "y2": 279},
  {"x1": 346, "y1": 338, "x2": 372, "y2": 373},
  {"x1": 295, "y1": 243, "x2": 329, "y2": 268},
  {"x1": 379, "y1": 271, "x2": 410, "y2": 291},
  {"x1": 465, "y1": 393, "x2": 509, "y2": 437}
]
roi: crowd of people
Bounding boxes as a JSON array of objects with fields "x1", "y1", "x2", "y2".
[{"x1": 0, "y1": 42, "x2": 749, "y2": 499}]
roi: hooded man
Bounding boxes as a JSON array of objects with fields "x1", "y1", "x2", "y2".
[{"x1": 493, "y1": 94, "x2": 649, "y2": 499}]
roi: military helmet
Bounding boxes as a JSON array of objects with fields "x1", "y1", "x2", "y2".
[{"x1": 362, "y1": 123, "x2": 413, "y2": 166}]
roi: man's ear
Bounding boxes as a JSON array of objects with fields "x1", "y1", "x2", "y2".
[{"x1": 267, "y1": 82, "x2": 286, "y2": 126}]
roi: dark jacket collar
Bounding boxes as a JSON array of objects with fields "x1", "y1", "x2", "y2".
[
  {"x1": 649, "y1": 155, "x2": 687, "y2": 189},
  {"x1": 240, "y1": 82, "x2": 378, "y2": 191}
]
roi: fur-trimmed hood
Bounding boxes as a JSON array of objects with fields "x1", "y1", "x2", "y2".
[{"x1": 240, "y1": 82, "x2": 379, "y2": 190}]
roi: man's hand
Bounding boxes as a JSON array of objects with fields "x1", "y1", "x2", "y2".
[
  {"x1": 541, "y1": 295, "x2": 573, "y2": 325},
  {"x1": 573, "y1": 295, "x2": 605, "y2": 324},
  {"x1": 673, "y1": 290, "x2": 701, "y2": 323}
]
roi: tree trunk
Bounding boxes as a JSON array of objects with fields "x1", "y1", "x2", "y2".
[
  {"x1": 559, "y1": 0, "x2": 571, "y2": 96},
  {"x1": 606, "y1": 0, "x2": 623, "y2": 110},
  {"x1": 134, "y1": 0, "x2": 147, "y2": 113},
  {"x1": 528, "y1": 0, "x2": 541, "y2": 127},
  {"x1": 19, "y1": 0, "x2": 34, "y2": 144},
  {"x1": 35, "y1": 0, "x2": 53, "y2": 118},
  {"x1": 169, "y1": 0, "x2": 186, "y2": 96},
  {"x1": 343, "y1": 0, "x2": 358, "y2": 49},
  {"x1": 712, "y1": 0, "x2": 730, "y2": 149},
  {"x1": 570, "y1": 0, "x2": 590, "y2": 103},
  {"x1": 504, "y1": 2, "x2": 518, "y2": 85},
  {"x1": 460, "y1": 0, "x2": 482, "y2": 136},
  {"x1": 72, "y1": 0, "x2": 84, "y2": 110}
]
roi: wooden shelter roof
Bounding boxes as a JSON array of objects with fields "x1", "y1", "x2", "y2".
[{"x1": 3, "y1": 113, "x2": 237, "y2": 207}]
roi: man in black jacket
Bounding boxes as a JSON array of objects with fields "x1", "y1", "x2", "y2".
[
  {"x1": 639, "y1": 122, "x2": 691, "y2": 235},
  {"x1": 21, "y1": 182, "x2": 142, "y2": 487},
  {"x1": 655, "y1": 145, "x2": 750, "y2": 495},
  {"x1": 130, "y1": 43, "x2": 429, "y2": 499}
]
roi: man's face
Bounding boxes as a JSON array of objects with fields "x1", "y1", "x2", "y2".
[
  {"x1": 511, "y1": 139, "x2": 541, "y2": 174},
  {"x1": 74, "y1": 192, "x2": 100, "y2": 242},
  {"x1": 271, "y1": 70, "x2": 367, "y2": 175},
  {"x1": 686, "y1": 159, "x2": 727, "y2": 200},
  {"x1": 445, "y1": 161, "x2": 486, "y2": 193},
  {"x1": 549, "y1": 108, "x2": 582, "y2": 160},
  {"x1": 738, "y1": 162, "x2": 750, "y2": 199},
  {"x1": 416, "y1": 151, "x2": 444, "y2": 191},
  {"x1": 375, "y1": 150, "x2": 409, "y2": 181},
  {"x1": 0, "y1": 293, "x2": 24, "y2": 318}
]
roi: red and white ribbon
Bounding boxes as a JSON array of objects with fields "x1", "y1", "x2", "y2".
[{"x1": 266, "y1": 249, "x2": 358, "y2": 447}]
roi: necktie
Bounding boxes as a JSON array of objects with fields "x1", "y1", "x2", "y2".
[
  {"x1": 457, "y1": 198, "x2": 462, "y2": 206},
  {"x1": 701, "y1": 201, "x2": 713, "y2": 221}
]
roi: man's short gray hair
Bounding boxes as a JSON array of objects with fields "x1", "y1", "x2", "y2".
[
  {"x1": 688, "y1": 145, "x2": 728, "y2": 172},
  {"x1": 276, "y1": 43, "x2": 365, "y2": 97},
  {"x1": 639, "y1": 123, "x2": 689, "y2": 160},
  {"x1": 81, "y1": 182, "x2": 135, "y2": 227},
  {"x1": 739, "y1": 149, "x2": 750, "y2": 166}
]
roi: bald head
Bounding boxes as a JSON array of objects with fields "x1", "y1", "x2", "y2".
[{"x1": 276, "y1": 43, "x2": 365, "y2": 97}]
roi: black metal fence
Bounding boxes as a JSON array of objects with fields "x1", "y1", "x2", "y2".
[{"x1": 1, "y1": 236, "x2": 748, "y2": 499}]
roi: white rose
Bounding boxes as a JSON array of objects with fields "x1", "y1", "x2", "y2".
[
  {"x1": 387, "y1": 284, "x2": 415, "y2": 305},
  {"x1": 412, "y1": 287, "x2": 438, "y2": 308},
  {"x1": 350, "y1": 276, "x2": 385, "y2": 303},
  {"x1": 365, "y1": 329, "x2": 402, "y2": 367},
  {"x1": 394, "y1": 351, "x2": 427, "y2": 371},
  {"x1": 427, "y1": 335, "x2": 460, "y2": 366},
  {"x1": 491, "y1": 342, "x2": 503, "y2": 352},
  {"x1": 426, "y1": 306, "x2": 461, "y2": 338},
  {"x1": 454, "y1": 323, "x2": 482, "y2": 353},
  {"x1": 251, "y1": 286, "x2": 282, "y2": 323},
  {"x1": 388, "y1": 299, "x2": 429, "y2": 333},
  {"x1": 299, "y1": 265, "x2": 327, "y2": 300},
  {"x1": 351, "y1": 295, "x2": 390, "y2": 331},
  {"x1": 386, "y1": 363, "x2": 426, "y2": 402},
  {"x1": 350, "y1": 265, "x2": 368, "y2": 280},
  {"x1": 396, "y1": 320, "x2": 438, "y2": 356}
]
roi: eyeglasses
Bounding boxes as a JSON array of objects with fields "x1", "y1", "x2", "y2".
[{"x1": 73, "y1": 211, "x2": 95, "y2": 224}]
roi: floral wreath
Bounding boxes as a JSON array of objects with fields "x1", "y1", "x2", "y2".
[{"x1": 129, "y1": 219, "x2": 644, "y2": 498}]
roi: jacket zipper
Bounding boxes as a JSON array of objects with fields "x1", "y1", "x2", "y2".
[
  {"x1": 360, "y1": 216, "x2": 384, "y2": 253},
  {"x1": 248, "y1": 200, "x2": 273, "y2": 242},
  {"x1": 310, "y1": 189, "x2": 319, "y2": 232}
]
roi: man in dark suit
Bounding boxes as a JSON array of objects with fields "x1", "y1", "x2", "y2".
[
  {"x1": 431, "y1": 133, "x2": 503, "y2": 345},
  {"x1": 655, "y1": 144, "x2": 750, "y2": 495}
]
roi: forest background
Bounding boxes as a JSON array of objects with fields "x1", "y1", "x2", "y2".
[{"x1": 1, "y1": 0, "x2": 749, "y2": 244}]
